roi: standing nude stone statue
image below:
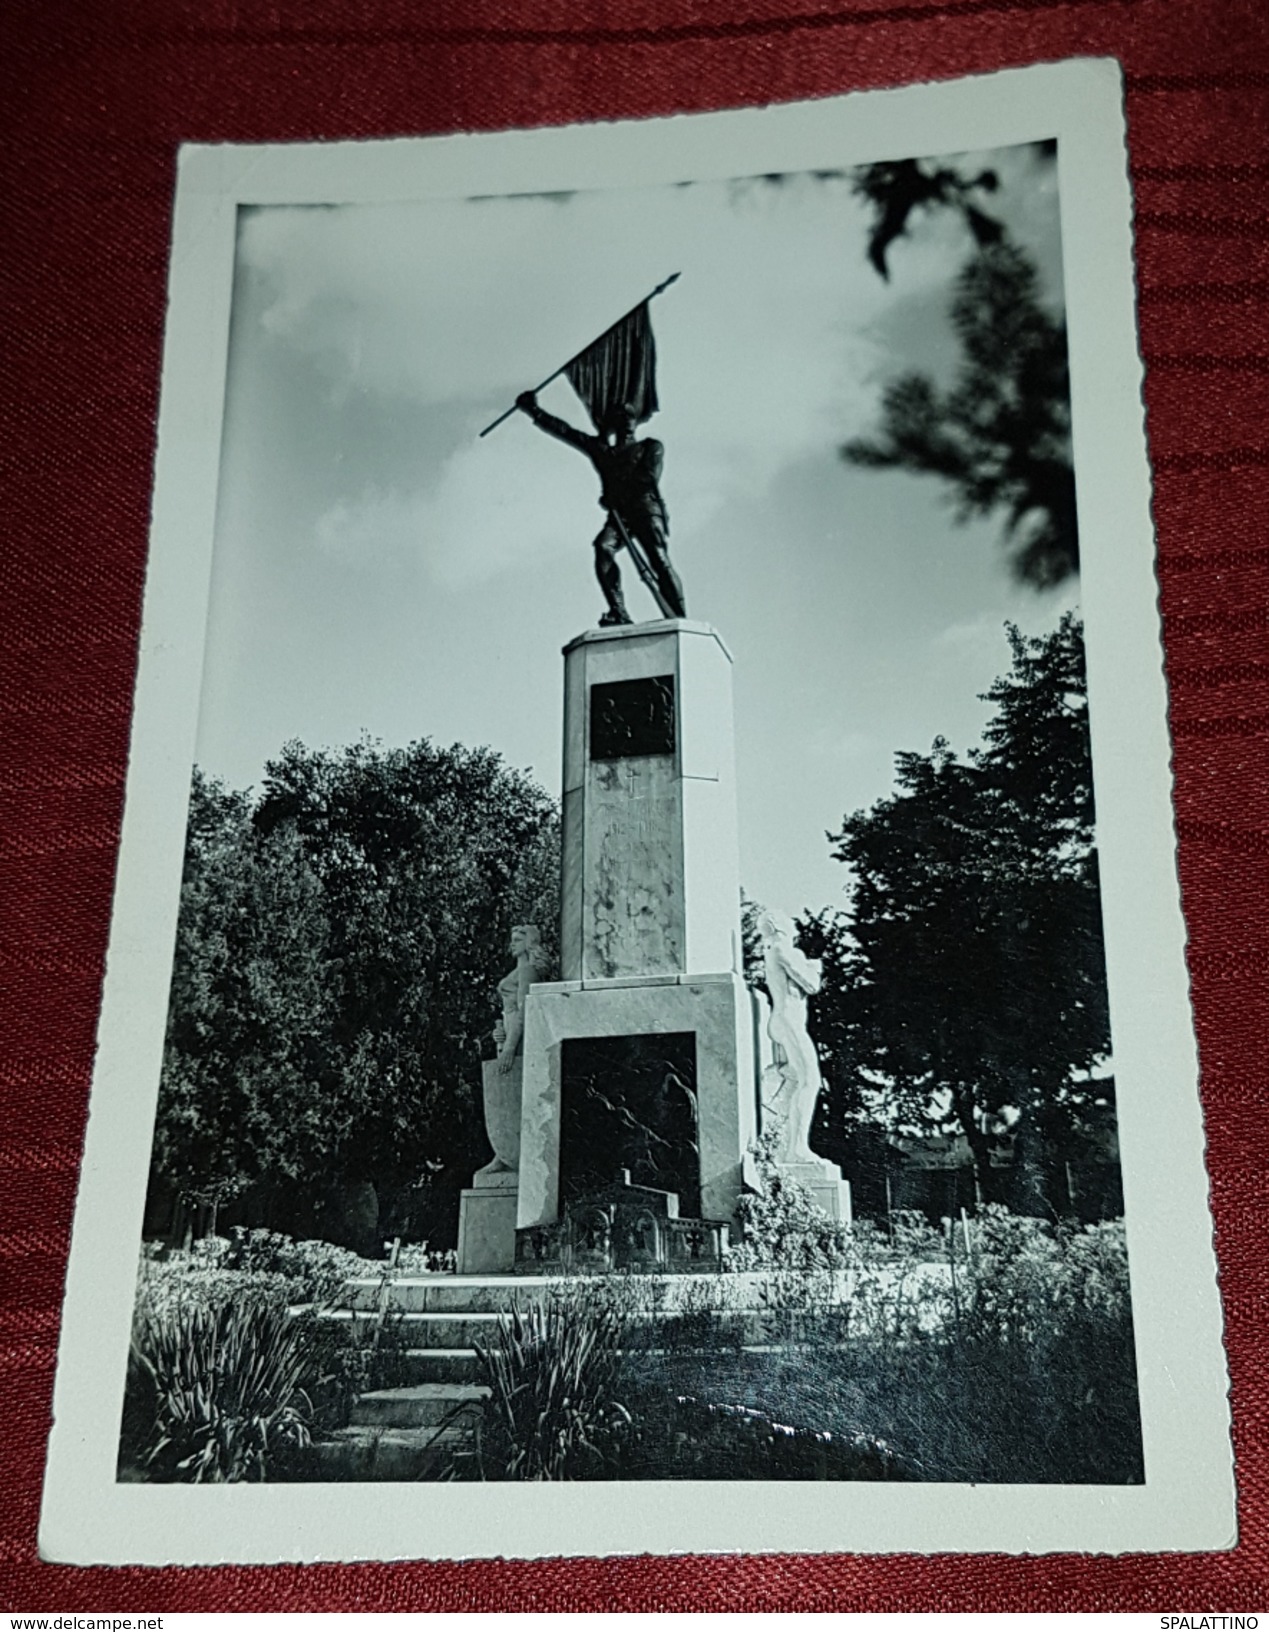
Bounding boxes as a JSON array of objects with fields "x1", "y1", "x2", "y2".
[
  {"x1": 759, "y1": 908, "x2": 824, "y2": 1164},
  {"x1": 477, "y1": 924, "x2": 550, "y2": 1179},
  {"x1": 515, "y1": 391, "x2": 687, "y2": 627}
]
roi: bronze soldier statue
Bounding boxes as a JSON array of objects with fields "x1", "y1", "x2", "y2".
[{"x1": 515, "y1": 391, "x2": 687, "y2": 626}]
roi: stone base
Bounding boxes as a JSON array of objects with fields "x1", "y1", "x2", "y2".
[
  {"x1": 456, "y1": 1179, "x2": 519, "y2": 1273},
  {"x1": 513, "y1": 1173, "x2": 727, "y2": 1274},
  {"x1": 775, "y1": 1159, "x2": 853, "y2": 1225},
  {"x1": 517, "y1": 970, "x2": 757, "y2": 1232}
]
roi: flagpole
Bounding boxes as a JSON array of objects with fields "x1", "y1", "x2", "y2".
[{"x1": 477, "y1": 272, "x2": 680, "y2": 438}]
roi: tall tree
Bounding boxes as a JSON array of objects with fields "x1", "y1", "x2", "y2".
[
  {"x1": 251, "y1": 737, "x2": 560, "y2": 1196},
  {"x1": 852, "y1": 158, "x2": 1002, "y2": 281},
  {"x1": 843, "y1": 241, "x2": 1078, "y2": 589},
  {"x1": 153, "y1": 770, "x2": 329, "y2": 1226},
  {"x1": 151, "y1": 741, "x2": 560, "y2": 1241},
  {"x1": 807, "y1": 615, "x2": 1110, "y2": 1206}
]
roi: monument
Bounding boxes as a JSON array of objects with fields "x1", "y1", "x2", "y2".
[
  {"x1": 514, "y1": 615, "x2": 756, "y2": 1270},
  {"x1": 515, "y1": 391, "x2": 686, "y2": 627},
  {"x1": 456, "y1": 277, "x2": 848, "y2": 1273}
]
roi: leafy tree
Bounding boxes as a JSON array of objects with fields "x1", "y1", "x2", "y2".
[
  {"x1": 844, "y1": 241, "x2": 1078, "y2": 589},
  {"x1": 151, "y1": 741, "x2": 560, "y2": 1244},
  {"x1": 153, "y1": 770, "x2": 329, "y2": 1231},
  {"x1": 252, "y1": 738, "x2": 559, "y2": 1193},
  {"x1": 748, "y1": 155, "x2": 1003, "y2": 280},
  {"x1": 852, "y1": 158, "x2": 1002, "y2": 280},
  {"x1": 807, "y1": 615, "x2": 1110, "y2": 1207}
]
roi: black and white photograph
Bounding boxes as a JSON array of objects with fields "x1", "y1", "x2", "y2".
[{"x1": 41, "y1": 62, "x2": 1234, "y2": 1563}]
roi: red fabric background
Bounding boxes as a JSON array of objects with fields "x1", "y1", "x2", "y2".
[{"x1": 2, "y1": 0, "x2": 1267, "y2": 1609}]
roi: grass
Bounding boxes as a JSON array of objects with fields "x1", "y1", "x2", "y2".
[{"x1": 471, "y1": 1283, "x2": 633, "y2": 1480}]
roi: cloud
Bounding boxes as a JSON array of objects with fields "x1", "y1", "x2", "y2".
[
  {"x1": 210, "y1": 146, "x2": 1071, "y2": 920},
  {"x1": 314, "y1": 487, "x2": 418, "y2": 567},
  {"x1": 935, "y1": 612, "x2": 1008, "y2": 650},
  {"x1": 313, "y1": 420, "x2": 604, "y2": 588},
  {"x1": 936, "y1": 577, "x2": 1080, "y2": 656},
  {"x1": 238, "y1": 175, "x2": 964, "y2": 578},
  {"x1": 238, "y1": 154, "x2": 1062, "y2": 595}
]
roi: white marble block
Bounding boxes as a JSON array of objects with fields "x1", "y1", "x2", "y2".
[
  {"x1": 457, "y1": 1178, "x2": 519, "y2": 1273},
  {"x1": 559, "y1": 620, "x2": 742, "y2": 983},
  {"x1": 513, "y1": 618, "x2": 754, "y2": 1236},
  {"x1": 517, "y1": 971, "x2": 757, "y2": 1232}
]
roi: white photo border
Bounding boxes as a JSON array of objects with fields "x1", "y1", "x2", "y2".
[{"x1": 40, "y1": 57, "x2": 1234, "y2": 1564}]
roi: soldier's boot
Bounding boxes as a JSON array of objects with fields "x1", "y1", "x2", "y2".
[{"x1": 596, "y1": 558, "x2": 633, "y2": 625}]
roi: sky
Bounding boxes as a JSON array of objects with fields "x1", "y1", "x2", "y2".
[{"x1": 197, "y1": 141, "x2": 1076, "y2": 919}]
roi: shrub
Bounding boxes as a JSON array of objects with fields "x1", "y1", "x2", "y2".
[
  {"x1": 627, "y1": 1204, "x2": 1140, "y2": 1485},
  {"x1": 132, "y1": 1230, "x2": 366, "y2": 1327},
  {"x1": 217, "y1": 1228, "x2": 366, "y2": 1306},
  {"x1": 393, "y1": 1241, "x2": 457, "y2": 1275},
  {"x1": 730, "y1": 1136, "x2": 854, "y2": 1272},
  {"x1": 472, "y1": 1283, "x2": 634, "y2": 1481},
  {"x1": 121, "y1": 1300, "x2": 314, "y2": 1482},
  {"x1": 941, "y1": 1208, "x2": 1140, "y2": 1482},
  {"x1": 123, "y1": 1234, "x2": 375, "y2": 1476},
  {"x1": 654, "y1": 1275, "x2": 745, "y2": 1355},
  {"x1": 448, "y1": 1191, "x2": 1140, "y2": 1485},
  {"x1": 133, "y1": 1251, "x2": 296, "y2": 1325},
  {"x1": 955, "y1": 1207, "x2": 1132, "y2": 1342},
  {"x1": 805, "y1": 1207, "x2": 1142, "y2": 1483}
]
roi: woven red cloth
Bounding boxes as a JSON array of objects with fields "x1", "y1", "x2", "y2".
[{"x1": 3, "y1": 0, "x2": 1267, "y2": 1609}]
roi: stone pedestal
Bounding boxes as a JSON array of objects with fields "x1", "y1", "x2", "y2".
[
  {"x1": 517, "y1": 970, "x2": 756, "y2": 1232},
  {"x1": 560, "y1": 619, "x2": 742, "y2": 981},
  {"x1": 515, "y1": 619, "x2": 755, "y2": 1240},
  {"x1": 457, "y1": 1169, "x2": 519, "y2": 1273},
  {"x1": 775, "y1": 1159, "x2": 853, "y2": 1225}
]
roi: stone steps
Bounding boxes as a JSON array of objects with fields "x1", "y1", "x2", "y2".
[
  {"x1": 339, "y1": 1274, "x2": 563, "y2": 1314},
  {"x1": 324, "y1": 1308, "x2": 504, "y2": 1347},
  {"x1": 301, "y1": 1267, "x2": 920, "y2": 1480},
  {"x1": 393, "y1": 1349, "x2": 484, "y2": 1384},
  {"x1": 301, "y1": 1423, "x2": 473, "y2": 1482},
  {"x1": 297, "y1": 1340, "x2": 491, "y2": 1480},
  {"x1": 328, "y1": 1303, "x2": 827, "y2": 1355},
  {"x1": 337, "y1": 1268, "x2": 876, "y2": 1314},
  {"x1": 352, "y1": 1383, "x2": 490, "y2": 1430}
]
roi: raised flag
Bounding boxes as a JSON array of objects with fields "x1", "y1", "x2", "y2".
[
  {"x1": 564, "y1": 300, "x2": 659, "y2": 430},
  {"x1": 479, "y1": 272, "x2": 678, "y2": 439}
]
